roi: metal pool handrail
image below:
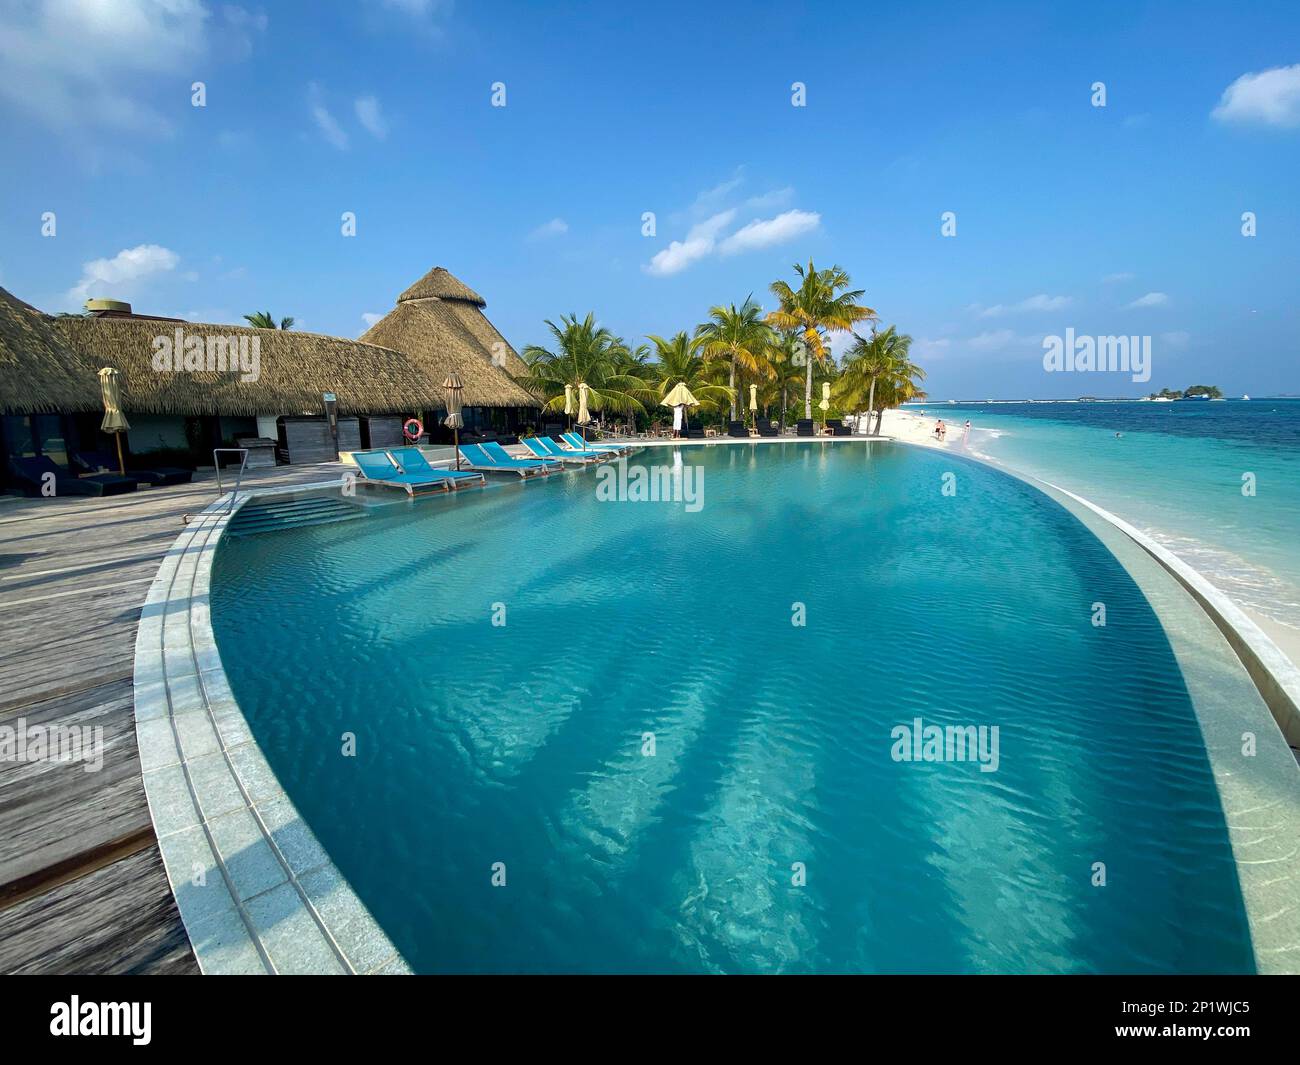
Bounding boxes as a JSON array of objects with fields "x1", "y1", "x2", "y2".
[{"x1": 213, "y1": 448, "x2": 249, "y2": 510}]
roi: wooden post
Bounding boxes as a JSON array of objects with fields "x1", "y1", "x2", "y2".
[{"x1": 114, "y1": 433, "x2": 125, "y2": 476}]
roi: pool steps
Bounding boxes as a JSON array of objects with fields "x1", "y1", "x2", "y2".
[{"x1": 227, "y1": 495, "x2": 364, "y2": 536}]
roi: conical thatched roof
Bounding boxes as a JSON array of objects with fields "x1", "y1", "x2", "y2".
[
  {"x1": 371, "y1": 265, "x2": 538, "y2": 395},
  {"x1": 398, "y1": 266, "x2": 486, "y2": 306},
  {"x1": 53, "y1": 316, "x2": 450, "y2": 416},
  {"x1": 439, "y1": 299, "x2": 531, "y2": 379},
  {"x1": 0, "y1": 286, "x2": 103, "y2": 414},
  {"x1": 360, "y1": 297, "x2": 538, "y2": 408}
]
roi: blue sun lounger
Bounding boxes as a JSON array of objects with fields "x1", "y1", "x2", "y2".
[
  {"x1": 351, "y1": 450, "x2": 484, "y2": 494},
  {"x1": 388, "y1": 447, "x2": 486, "y2": 489},
  {"x1": 458, "y1": 442, "x2": 553, "y2": 478},
  {"x1": 480, "y1": 440, "x2": 564, "y2": 474},
  {"x1": 530, "y1": 435, "x2": 609, "y2": 462},
  {"x1": 520, "y1": 436, "x2": 594, "y2": 464},
  {"x1": 561, "y1": 432, "x2": 630, "y2": 456}
]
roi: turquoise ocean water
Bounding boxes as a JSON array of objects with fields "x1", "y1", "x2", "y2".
[
  {"x1": 212, "y1": 443, "x2": 1253, "y2": 973},
  {"x1": 916, "y1": 399, "x2": 1300, "y2": 635}
]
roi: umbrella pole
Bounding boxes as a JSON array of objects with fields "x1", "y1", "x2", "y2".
[
  {"x1": 454, "y1": 428, "x2": 460, "y2": 471},
  {"x1": 114, "y1": 432, "x2": 125, "y2": 476}
]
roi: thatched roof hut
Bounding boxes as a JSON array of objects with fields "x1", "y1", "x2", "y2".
[
  {"x1": 363, "y1": 266, "x2": 536, "y2": 392},
  {"x1": 0, "y1": 286, "x2": 102, "y2": 414},
  {"x1": 52, "y1": 316, "x2": 450, "y2": 416}
]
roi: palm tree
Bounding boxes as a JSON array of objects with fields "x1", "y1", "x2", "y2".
[
  {"x1": 518, "y1": 313, "x2": 656, "y2": 422},
  {"x1": 243, "y1": 311, "x2": 295, "y2": 330},
  {"x1": 766, "y1": 330, "x2": 807, "y2": 425},
  {"x1": 838, "y1": 327, "x2": 925, "y2": 434},
  {"x1": 767, "y1": 261, "x2": 874, "y2": 419},
  {"x1": 696, "y1": 298, "x2": 775, "y2": 421},
  {"x1": 646, "y1": 331, "x2": 735, "y2": 413}
]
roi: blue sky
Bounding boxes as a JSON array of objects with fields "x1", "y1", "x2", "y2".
[{"x1": 1, "y1": 0, "x2": 1298, "y2": 398}]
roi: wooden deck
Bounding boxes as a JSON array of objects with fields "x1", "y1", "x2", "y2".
[{"x1": 0, "y1": 463, "x2": 347, "y2": 973}]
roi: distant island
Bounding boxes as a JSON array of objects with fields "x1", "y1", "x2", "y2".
[{"x1": 1144, "y1": 384, "x2": 1223, "y2": 400}]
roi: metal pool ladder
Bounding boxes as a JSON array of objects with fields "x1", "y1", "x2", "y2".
[{"x1": 213, "y1": 448, "x2": 250, "y2": 511}]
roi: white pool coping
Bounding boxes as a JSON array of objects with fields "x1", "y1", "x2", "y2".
[{"x1": 133, "y1": 486, "x2": 410, "y2": 975}]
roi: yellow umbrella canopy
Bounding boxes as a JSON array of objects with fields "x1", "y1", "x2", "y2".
[
  {"x1": 98, "y1": 367, "x2": 130, "y2": 432},
  {"x1": 660, "y1": 381, "x2": 699, "y2": 408},
  {"x1": 819, "y1": 380, "x2": 831, "y2": 411},
  {"x1": 97, "y1": 367, "x2": 130, "y2": 475},
  {"x1": 577, "y1": 382, "x2": 591, "y2": 424},
  {"x1": 749, "y1": 383, "x2": 758, "y2": 411}
]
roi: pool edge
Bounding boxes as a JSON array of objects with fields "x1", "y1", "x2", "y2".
[{"x1": 133, "y1": 488, "x2": 412, "y2": 975}]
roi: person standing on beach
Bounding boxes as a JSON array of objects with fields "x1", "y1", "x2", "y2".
[{"x1": 673, "y1": 402, "x2": 684, "y2": 438}]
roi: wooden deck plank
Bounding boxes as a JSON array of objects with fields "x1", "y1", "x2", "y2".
[
  {"x1": 0, "y1": 845, "x2": 199, "y2": 975},
  {"x1": 0, "y1": 464, "x2": 348, "y2": 974}
]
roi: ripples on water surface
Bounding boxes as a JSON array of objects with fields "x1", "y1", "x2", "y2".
[
  {"x1": 211, "y1": 442, "x2": 1253, "y2": 973},
  {"x1": 933, "y1": 399, "x2": 1300, "y2": 631}
]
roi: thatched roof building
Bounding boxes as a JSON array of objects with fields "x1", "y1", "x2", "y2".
[
  {"x1": 52, "y1": 316, "x2": 450, "y2": 416},
  {"x1": 0, "y1": 286, "x2": 102, "y2": 414},
  {"x1": 362, "y1": 266, "x2": 536, "y2": 389}
]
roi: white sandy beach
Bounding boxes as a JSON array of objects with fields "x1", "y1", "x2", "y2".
[{"x1": 875, "y1": 408, "x2": 970, "y2": 450}]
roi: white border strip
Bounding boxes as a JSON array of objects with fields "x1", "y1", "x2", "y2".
[{"x1": 133, "y1": 489, "x2": 410, "y2": 975}]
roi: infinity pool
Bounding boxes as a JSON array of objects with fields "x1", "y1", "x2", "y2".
[{"x1": 210, "y1": 442, "x2": 1253, "y2": 973}]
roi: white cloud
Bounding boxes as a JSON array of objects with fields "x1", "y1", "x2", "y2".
[
  {"x1": 0, "y1": 1, "x2": 264, "y2": 137},
  {"x1": 689, "y1": 171, "x2": 746, "y2": 215},
  {"x1": 1160, "y1": 330, "x2": 1190, "y2": 349},
  {"x1": 1128, "y1": 292, "x2": 1168, "y2": 308},
  {"x1": 1212, "y1": 64, "x2": 1300, "y2": 128},
  {"x1": 975, "y1": 294, "x2": 1071, "y2": 317},
  {"x1": 912, "y1": 338, "x2": 952, "y2": 361},
  {"x1": 968, "y1": 329, "x2": 1017, "y2": 352},
  {"x1": 528, "y1": 218, "x2": 569, "y2": 240},
  {"x1": 309, "y1": 83, "x2": 349, "y2": 149},
  {"x1": 354, "y1": 95, "x2": 389, "y2": 139},
  {"x1": 361, "y1": 312, "x2": 383, "y2": 329},
  {"x1": 743, "y1": 187, "x2": 795, "y2": 212},
  {"x1": 644, "y1": 210, "x2": 735, "y2": 276},
  {"x1": 65, "y1": 244, "x2": 180, "y2": 306},
  {"x1": 1102, "y1": 272, "x2": 1134, "y2": 284},
  {"x1": 719, "y1": 209, "x2": 821, "y2": 255}
]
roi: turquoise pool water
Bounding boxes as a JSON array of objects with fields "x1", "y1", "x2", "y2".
[
  {"x1": 925, "y1": 400, "x2": 1300, "y2": 633},
  {"x1": 210, "y1": 442, "x2": 1254, "y2": 973}
]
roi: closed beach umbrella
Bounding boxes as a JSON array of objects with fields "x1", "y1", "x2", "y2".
[
  {"x1": 749, "y1": 383, "x2": 758, "y2": 410},
  {"x1": 577, "y1": 382, "x2": 591, "y2": 425},
  {"x1": 443, "y1": 371, "x2": 464, "y2": 469},
  {"x1": 97, "y1": 367, "x2": 130, "y2": 475},
  {"x1": 564, "y1": 384, "x2": 575, "y2": 416},
  {"x1": 819, "y1": 380, "x2": 831, "y2": 411}
]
